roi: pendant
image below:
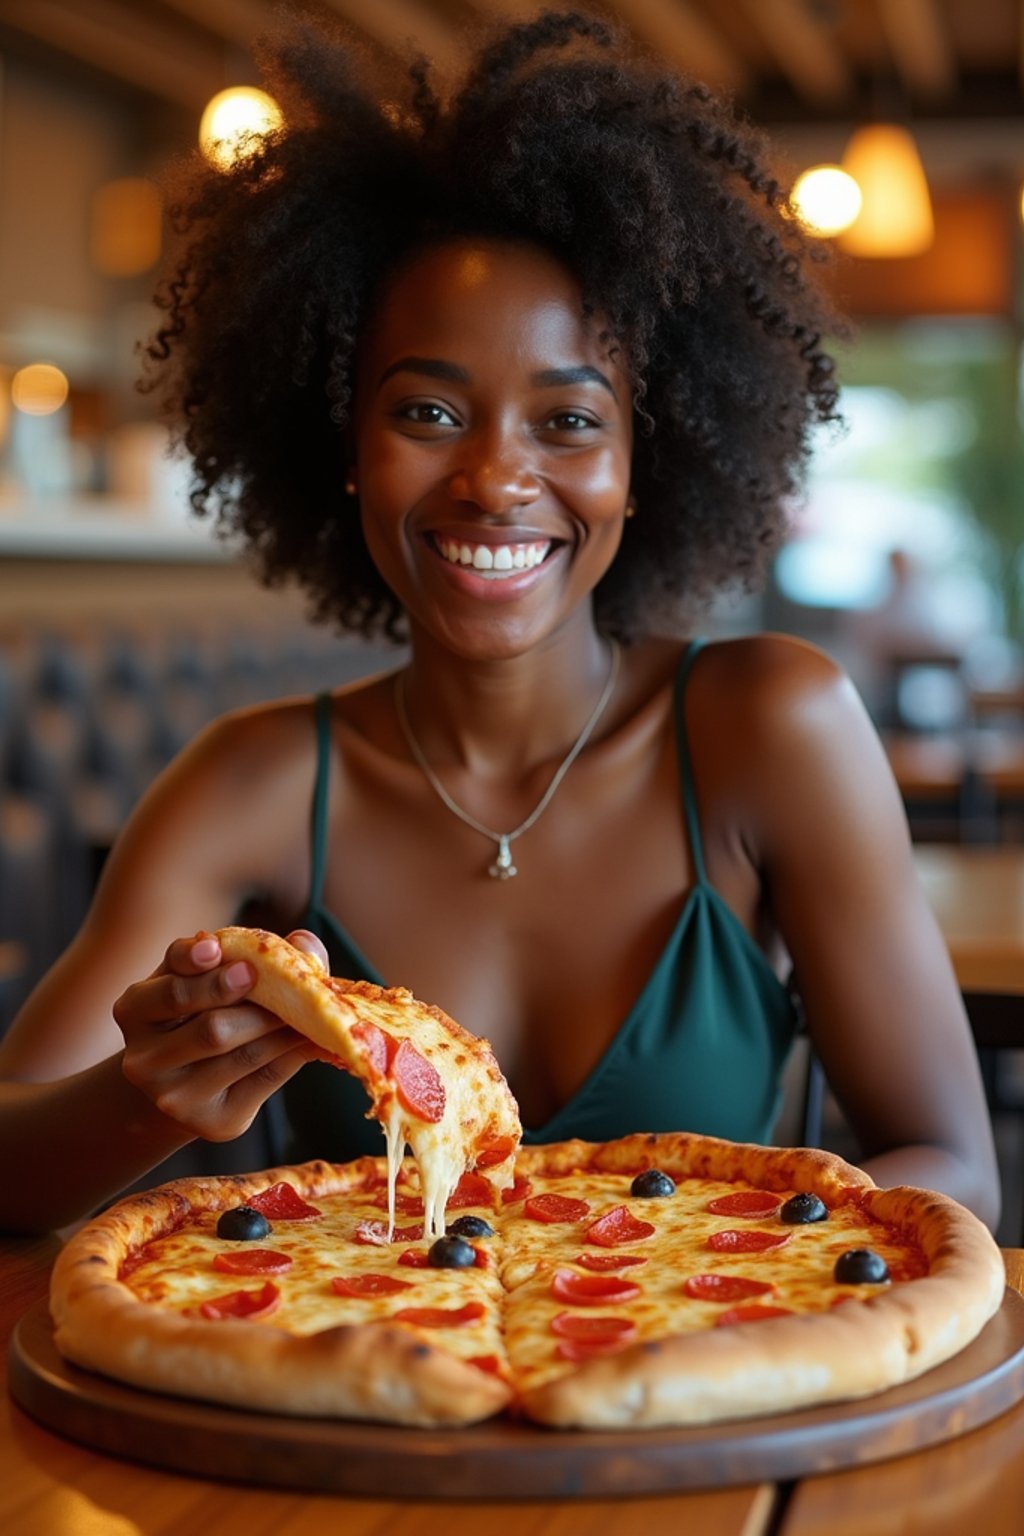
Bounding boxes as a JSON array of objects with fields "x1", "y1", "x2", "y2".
[{"x1": 488, "y1": 836, "x2": 517, "y2": 880}]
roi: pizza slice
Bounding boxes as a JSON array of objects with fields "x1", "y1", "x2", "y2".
[{"x1": 213, "y1": 927, "x2": 521, "y2": 1237}]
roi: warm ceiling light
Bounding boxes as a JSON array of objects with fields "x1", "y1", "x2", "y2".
[
  {"x1": 199, "y1": 86, "x2": 282, "y2": 171},
  {"x1": 90, "y1": 178, "x2": 163, "y2": 276},
  {"x1": 839, "y1": 124, "x2": 934, "y2": 258},
  {"x1": 11, "y1": 363, "x2": 69, "y2": 416},
  {"x1": 791, "y1": 165, "x2": 863, "y2": 237}
]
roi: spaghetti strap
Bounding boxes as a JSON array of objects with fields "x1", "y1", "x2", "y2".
[
  {"x1": 308, "y1": 692, "x2": 333, "y2": 914},
  {"x1": 673, "y1": 639, "x2": 708, "y2": 887}
]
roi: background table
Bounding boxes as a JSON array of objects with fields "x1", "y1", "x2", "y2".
[
  {"x1": 2, "y1": 1236, "x2": 1022, "y2": 1536},
  {"x1": 914, "y1": 844, "x2": 1024, "y2": 999}
]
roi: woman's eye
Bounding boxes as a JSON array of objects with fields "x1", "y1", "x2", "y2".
[
  {"x1": 398, "y1": 403, "x2": 457, "y2": 427},
  {"x1": 544, "y1": 411, "x2": 599, "y2": 432}
]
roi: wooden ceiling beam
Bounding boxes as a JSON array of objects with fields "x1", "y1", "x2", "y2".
[
  {"x1": 876, "y1": 0, "x2": 957, "y2": 100},
  {"x1": 737, "y1": 0, "x2": 853, "y2": 106},
  {"x1": 0, "y1": 0, "x2": 224, "y2": 109},
  {"x1": 157, "y1": 0, "x2": 277, "y2": 52},
  {"x1": 608, "y1": 0, "x2": 748, "y2": 90},
  {"x1": 319, "y1": 0, "x2": 463, "y2": 80}
]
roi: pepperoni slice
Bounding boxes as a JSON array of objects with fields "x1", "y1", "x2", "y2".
[
  {"x1": 550, "y1": 1312, "x2": 638, "y2": 1342},
  {"x1": 706, "y1": 1191, "x2": 783, "y2": 1218},
  {"x1": 468, "y1": 1354, "x2": 504, "y2": 1374},
  {"x1": 392, "y1": 1302, "x2": 486, "y2": 1328},
  {"x1": 351, "y1": 1019, "x2": 396, "y2": 1078},
  {"x1": 391, "y1": 1038, "x2": 446, "y2": 1123},
  {"x1": 555, "y1": 1335, "x2": 636, "y2": 1362},
  {"x1": 573, "y1": 1254, "x2": 649, "y2": 1272},
  {"x1": 373, "y1": 1190, "x2": 425, "y2": 1216},
  {"x1": 247, "y1": 1183, "x2": 322, "y2": 1221},
  {"x1": 501, "y1": 1175, "x2": 533, "y2": 1205},
  {"x1": 551, "y1": 1268, "x2": 643, "y2": 1305},
  {"x1": 212, "y1": 1249, "x2": 293, "y2": 1276},
  {"x1": 397, "y1": 1249, "x2": 429, "y2": 1268},
  {"x1": 331, "y1": 1273, "x2": 413, "y2": 1296},
  {"x1": 447, "y1": 1171, "x2": 496, "y2": 1209},
  {"x1": 585, "y1": 1206, "x2": 656, "y2": 1248},
  {"x1": 715, "y1": 1304, "x2": 794, "y2": 1326},
  {"x1": 353, "y1": 1220, "x2": 424, "y2": 1246},
  {"x1": 475, "y1": 1137, "x2": 518, "y2": 1168},
  {"x1": 707, "y1": 1229, "x2": 791, "y2": 1254},
  {"x1": 683, "y1": 1273, "x2": 774, "y2": 1302},
  {"x1": 523, "y1": 1193, "x2": 591, "y2": 1224},
  {"x1": 199, "y1": 1281, "x2": 280, "y2": 1320}
]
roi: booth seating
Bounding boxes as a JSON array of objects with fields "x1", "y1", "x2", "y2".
[{"x1": 0, "y1": 617, "x2": 397, "y2": 1035}]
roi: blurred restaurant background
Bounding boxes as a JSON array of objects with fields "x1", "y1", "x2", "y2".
[{"x1": 0, "y1": 0, "x2": 1022, "y2": 1222}]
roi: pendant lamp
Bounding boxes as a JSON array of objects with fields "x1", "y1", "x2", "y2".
[{"x1": 839, "y1": 123, "x2": 934, "y2": 258}]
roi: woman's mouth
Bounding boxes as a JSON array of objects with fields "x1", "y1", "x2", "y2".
[{"x1": 432, "y1": 537, "x2": 552, "y2": 580}]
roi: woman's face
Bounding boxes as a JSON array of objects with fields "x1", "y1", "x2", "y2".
[{"x1": 352, "y1": 239, "x2": 633, "y2": 660}]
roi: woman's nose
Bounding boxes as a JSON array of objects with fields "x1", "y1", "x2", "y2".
[{"x1": 446, "y1": 433, "x2": 542, "y2": 514}]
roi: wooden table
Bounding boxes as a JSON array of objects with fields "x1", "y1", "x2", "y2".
[
  {"x1": 2, "y1": 1237, "x2": 1023, "y2": 1536},
  {"x1": 914, "y1": 844, "x2": 1024, "y2": 998}
]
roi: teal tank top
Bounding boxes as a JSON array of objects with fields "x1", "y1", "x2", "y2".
[{"x1": 280, "y1": 642, "x2": 798, "y2": 1160}]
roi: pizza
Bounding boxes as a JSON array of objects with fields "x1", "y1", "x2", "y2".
[
  {"x1": 50, "y1": 1133, "x2": 1005, "y2": 1429},
  {"x1": 212, "y1": 927, "x2": 521, "y2": 1237}
]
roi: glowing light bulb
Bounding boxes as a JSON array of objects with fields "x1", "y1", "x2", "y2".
[
  {"x1": 199, "y1": 87, "x2": 283, "y2": 171},
  {"x1": 791, "y1": 166, "x2": 863, "y2": 237},
  {"x1": 11, "y1": 364, "x2": 69, "y2": 416}
]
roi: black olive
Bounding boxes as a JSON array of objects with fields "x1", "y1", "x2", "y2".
[
  {"x1": 630, "y1": 1169, "x2": 676, "y2": 1198},
  {"x1": 834, "y1": 1248, "x2": 890, "y2": 1285},
  {"x1": 427, "y1": 1235, "x2": 477, "y2": 1269},
  {"x1": 216, "y1": 1206, "x2": 271, "y2": 1241},
  {"x1": 447, "y1": 1215, "x2": 494, "y2": 1238},
  {"x1": 780, "y1": 1193, "x2": 829, "y2": 1225}
]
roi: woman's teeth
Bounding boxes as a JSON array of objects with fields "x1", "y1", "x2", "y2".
[{"x1": 435, "y1": 539, "x2": 551, "y2": 578}]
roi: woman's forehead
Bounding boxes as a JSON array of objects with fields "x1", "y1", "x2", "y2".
[{"x1": 359, "y1": 238, "x2": 625, "y2": 380}]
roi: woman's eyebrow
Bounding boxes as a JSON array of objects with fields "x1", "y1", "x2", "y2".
[
  {"x1": 377, "y1": 357, "x2": 469, "y2": 388},
  {"x1": 376, "y1": 357, "x2": 617, "y2": 399},
  {"x1": 531, "y1": 365, "x2": 617, "y2": 398}
]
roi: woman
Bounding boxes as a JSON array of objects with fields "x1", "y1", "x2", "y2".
[{"x1": 0, "y1": 12, "x2": 998, "y2": 1231}]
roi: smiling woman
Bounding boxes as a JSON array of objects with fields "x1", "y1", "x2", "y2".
[
  {"x1": 0, "y1": 9, "x2": 1001, "y2": 1235},
  {"x1": 353, "y1": 240, "x2": 633, "y2": 662}
]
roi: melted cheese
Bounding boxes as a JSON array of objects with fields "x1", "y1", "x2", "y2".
[
  {"x1": 123, "y1": 1162, "x2": 926, "y2": 1394},
  {"x1": 214, "y1": 928, "x2": 522, "y2": 1240}
]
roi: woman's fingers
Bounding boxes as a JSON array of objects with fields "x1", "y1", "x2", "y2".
[
  {"x1": 114, "y1": 956, "x2": 255, "y2": 1032},
  {"x1": 137, "y1": 1027, "x2": 311, "y2": 1141},
  {"x1": 286, "y1": 928, "x2": 330, "y2": 973}
]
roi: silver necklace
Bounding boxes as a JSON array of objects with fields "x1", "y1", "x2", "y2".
[{"x1": 394, "y1": 641, "x2": 620, "y2": 880}]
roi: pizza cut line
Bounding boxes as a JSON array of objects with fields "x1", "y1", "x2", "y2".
[{"x1": 50, "y1": 1133, "x2": 1006, "y2": 1430}]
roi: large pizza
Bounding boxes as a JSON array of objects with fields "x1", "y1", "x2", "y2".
[{"x1": 49, "y1": 931, "x2": 1005, "y2": 1430}]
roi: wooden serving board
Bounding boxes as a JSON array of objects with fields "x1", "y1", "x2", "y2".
[{"x1": 9, "y1": 1291, "x2": 1024, "y2": 1500}]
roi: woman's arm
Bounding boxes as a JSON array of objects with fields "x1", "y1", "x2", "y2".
[
  {"x1": 0, "y1": 706, "x2": 318, "y2": 1233},
  {"x1": 734, "y1": 637, "x2": 1000, "y2": 1228}
]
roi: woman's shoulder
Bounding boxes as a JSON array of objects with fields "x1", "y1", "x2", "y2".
[
  {"x1": 181, "y1": 667, "x2": 398, "y2": 777},
  {"x1": 691, "y1": 632, "x2": 862, "y2": 738},
  {"x1": 684, "y1": 632, "x2": 880, "y2": 800}
]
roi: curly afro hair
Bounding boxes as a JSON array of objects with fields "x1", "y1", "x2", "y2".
[{"x1": 145, "y1": 8, "x2": 842, "y2": 643}]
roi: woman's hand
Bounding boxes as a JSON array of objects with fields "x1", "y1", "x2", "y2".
[{"x1": 114, "y1": 929, "x2": 328, "y2": 1142}]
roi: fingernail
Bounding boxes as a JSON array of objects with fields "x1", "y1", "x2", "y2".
[
  {"x1": 191, "y1": 937, "x2": 220, "y2": 965},
  {"x1": 224, "y1": 961, "x2": 253, "y2": 989}
]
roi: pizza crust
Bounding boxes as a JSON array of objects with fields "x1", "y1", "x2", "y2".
[
  {"x1": 50, "y1": 1136, "x2": 1006, "y2": 1430},
  {"x1": 514, "y1": 1140, "x2": 1006, "y2": 1427},
  {"x1": 50, "y1": 1160, "x2": 512, "y2": 1427}
]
